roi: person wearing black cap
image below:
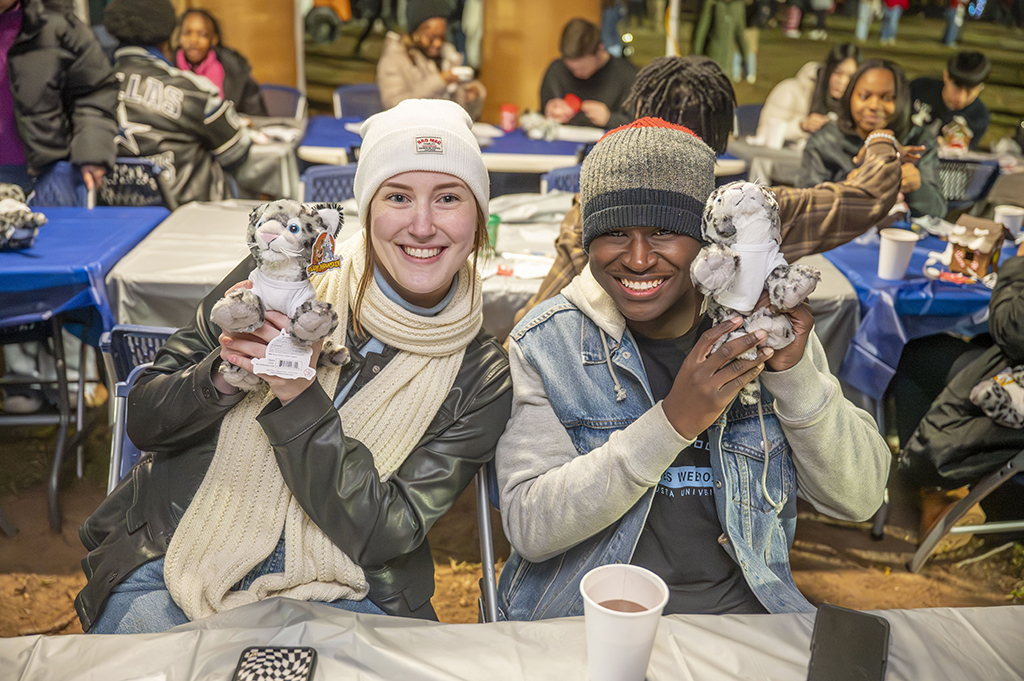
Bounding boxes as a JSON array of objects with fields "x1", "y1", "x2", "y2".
[
  {"x1": 377, "y1": 0, "x2": 484, "y2": 120},
  {"x1": 104, "y1": 0, "x2": 251, "y2": 204},
  {"x1": 910, "y1": 51, "x2": 991, "y2": 150}
]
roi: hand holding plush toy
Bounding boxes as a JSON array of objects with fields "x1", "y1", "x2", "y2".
[
  {"x1": 690, "y1": 181, "x2": 821, "y2": 403},
  {"x1": 210, "y1": 199, "x2": 349, "y2": 391}
]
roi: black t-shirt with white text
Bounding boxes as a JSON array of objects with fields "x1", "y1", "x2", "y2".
[
  {"x1": 910, "y1": 77, "x2": 990, "y2": 150},
  {"x1": 629, "y1": 327, "x2": 767, "y2": 615}
]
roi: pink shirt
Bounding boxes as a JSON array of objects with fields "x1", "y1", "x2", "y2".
[{"x1": 0, "y1": 2, "x2": 26, "y2": 166}]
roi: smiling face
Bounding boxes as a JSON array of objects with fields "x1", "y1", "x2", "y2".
[
  {"x1": 369, "y1": 171, "x2": 478, "y2": 308},
  {"x1": 849, "y1": 67, "x2": 896, "y2": 138},
  {"x1": 411, "y1": 17, "x2": 448, "y2": 59},
  {"x1": 589, "y1": 227, "x2": 703, "y2": 339},
  {"x1": 829, "y1": 58, "x2": 859, "y2": 101},
  {"x1": 179, "y1": 12, "x2": 217, "y2": 66}
]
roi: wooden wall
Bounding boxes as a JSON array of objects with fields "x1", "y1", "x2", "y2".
[
  {"x1": 177, "y1": 0, "x2": 299, "y2": 88},
  {"x1": 478, "y1": 0, "x2": 602, "y2": 124}
]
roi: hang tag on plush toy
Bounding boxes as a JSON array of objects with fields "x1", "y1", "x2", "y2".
[
  {"x1": 252, "y1": 329, "x2": 316, "y2": 380},
  {"x1": 306, "y1": 232, "x2": 341, "y2": 276}
]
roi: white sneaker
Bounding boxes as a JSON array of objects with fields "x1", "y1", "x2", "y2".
[
  {"x1": 783, "y1": 29, "x2": 801, "y2": 38},
  {"x1": 2, "y1": 393, "x2": 44, "y2": 414},
  {"x1": 808, "y1": 29, "x2": 828, "y2": 40}
]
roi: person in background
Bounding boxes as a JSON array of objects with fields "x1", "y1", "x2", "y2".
[
  {"x1": 942, "y1": 0, "x2": 967, "y2": 47},
  {"x1": 175, "y1": 8, "x2": 266, "y2": 117},
  {"x1": 910, "y1": 51, "x2": 990, "y2": 151},
  {"x1": 692, "y1": 0, "x2": 753, "y2": 83},
  {"x1": 103, "y1": 0, "x2": 251, "y2": 205},
  {"x1": 601, "y1": 0, "x2": 626, "y2": 57},
  {"x1": 0, "y1": 0, "x2": 115, "y2": 193},
  {"x1": 755, "y1": 43, "x2": 861, "y2": 146},
  {"x1": 75, "y1": 99, "x2": 512, "y2": 633},
  {"x1": 377, "y1": 0, "x2": 484, "y2": 120},
  {"x1": 512, "y1": 55, "x2": 908, "y2": 328},
  {"x1": 0, "y1": 0, "x2": 117, "y2": 415},
  {"x1": 496, "y1": 118, "x2": 889, "y2": 620},
  {"x1": 879, "y1": 0, "x2": 907, "y2": 45},
  {"x1": 540, "y1": 17, "x2": 636, "y2": 129},
  {"x1": 799, "y1": 59, "x2": 946, "y2": 219}
]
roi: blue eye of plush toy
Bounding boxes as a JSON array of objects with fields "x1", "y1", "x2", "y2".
[{"x1": 287, "y1": 220, "x2": 300, "y2": 234}]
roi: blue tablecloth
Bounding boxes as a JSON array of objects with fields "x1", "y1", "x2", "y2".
[
  {"x1": 300, "y1": 115, "x2": 586, "y2": 158},
  {"x1": 0, "y1": 206, "x2": 169, "y2": 345},
  {"x1": 823, "y1": 230, "x2": 1010, "y2": 399}
]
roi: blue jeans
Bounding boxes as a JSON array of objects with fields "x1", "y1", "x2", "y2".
[
  {"x1": 855, "y1": 0, "x2": 873, "y2": 40},
  {"x1": 90, "y1": 535, "x2": 387, "y2": 634},
  {"x1": 601, "y1": 6, "x2": 625, "y2": 57},
  {"x1": 943, "y1": 5, "x2": 964, "y2": 45},
  {"x1": 880, "y1": 5, "x2": 902, "y2": 39}
]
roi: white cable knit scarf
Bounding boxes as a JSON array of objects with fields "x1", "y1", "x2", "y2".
[{"x1": 164, "y1": 232, "x2": 482, "y2": 621}]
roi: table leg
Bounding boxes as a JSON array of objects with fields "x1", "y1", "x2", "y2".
[
  {"x1": 76, "y1": 340, "x2": 86, "y2": 479},
  {"x1": 0, "y1": 504, "x2": 16, "y2": 537},
  {"x1": 47, "y1": 316, "x2": 71, "y2": 533}
]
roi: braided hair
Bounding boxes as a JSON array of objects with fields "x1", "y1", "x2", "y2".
[{"x1": 622, "y1": 56, "x2": 735, "y2": 155}]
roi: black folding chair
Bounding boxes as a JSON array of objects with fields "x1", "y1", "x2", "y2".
[{"x1": 299, "y1": 164, "x2": 358, "y2": 203}]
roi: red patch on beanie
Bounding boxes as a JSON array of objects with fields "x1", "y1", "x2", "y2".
[{"x1": 597, "y1": 117, "x2": 701, "y2": 144}]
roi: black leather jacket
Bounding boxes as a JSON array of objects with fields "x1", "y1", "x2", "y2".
[{"x1": 76, "y1": 258, "x2": 512, "y2": 630}]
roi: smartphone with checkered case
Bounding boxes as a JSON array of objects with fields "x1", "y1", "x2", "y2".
[{"x1": 232, "y1": 646, "x2": 317, "y2": 681}]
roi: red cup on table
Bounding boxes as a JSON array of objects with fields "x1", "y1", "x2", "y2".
[
  {"x1": 500, "y1": 103, "x2": 518, "y2": 133},
  {"x1": 564, "y1": 93, "x2": 582, "y2": 114}
]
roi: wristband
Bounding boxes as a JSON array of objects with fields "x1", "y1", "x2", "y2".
[{"x1": 865, "y1": 132, "x2": 897, "y2": 147}]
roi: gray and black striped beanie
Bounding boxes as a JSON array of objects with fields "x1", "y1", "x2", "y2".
[{"x1": 580, "y1": 117, "x2": 716, "y2": 253}]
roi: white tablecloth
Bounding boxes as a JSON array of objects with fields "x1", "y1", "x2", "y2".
[{"x1": 1, "y1": 599, "x2": 1020, "y2": 680}]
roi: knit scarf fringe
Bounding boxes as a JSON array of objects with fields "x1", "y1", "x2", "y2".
[{"x1": 164, "y1": 232, "x2": 482, "y2": 621}]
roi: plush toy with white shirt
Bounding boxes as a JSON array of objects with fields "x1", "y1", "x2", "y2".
[
  {"x1": 690, "y1": 181, "x2": 820, "y2": 403},
  {"x1": 0, "y1": 183, "x2": 46, "y2": 251}
]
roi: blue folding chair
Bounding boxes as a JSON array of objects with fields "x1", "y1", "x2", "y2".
[
  {"x1": 260, "y1": 84, "x2": 307, "y2": 120},
  {"x1": 102, "y1": 323, "x2": 501, "y2": 622},
  {"x1": 333, "y1": 83, "x2": 383, "y2": 120},
  {"x1": 29, "y1": 161, "x2": 88, "y2": 207},
  {"x1": 939, "y1": 158, "x2": 1001, "y2": 213},
  {"x1": 541, "y1": 165, "x2": 581, "y2": 193},
  {"x1": 734, "y1": 103, "x2": 763, "y2": 138},
  {"x1": 101, "y1": 324, "x2": 176, "y2": 493},
  {"x1": 99, "y1": 158, "x2": 178, "y2": 210},
  {"x1": 300, "y1": 164, "x2": 358, "y2": 202}
]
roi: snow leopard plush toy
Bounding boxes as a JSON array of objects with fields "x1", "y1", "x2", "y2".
[
  {"x1": 0, "y1": 183, "x2": 46, "y2": 251},
  {"x1": 210, "y1": 199, "x2": 349, "y2": 391},
  {"x1": 970, "y1": 366, "x2": 1024, "y2": 429},
  {"x1": 690, "y1": 181, "x2": 821, "y2": 404}
]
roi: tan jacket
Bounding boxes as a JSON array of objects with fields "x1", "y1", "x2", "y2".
[{"x1": 376, "y1": 32, "x2": 485, "y2": 121}]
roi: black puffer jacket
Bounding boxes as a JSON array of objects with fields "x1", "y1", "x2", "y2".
[
  {"x1": 7, "y1": 0, "x2": 117, "y2": 175},
  {"x1": 75, "y1": 257, "x2": 512, "y2": 631},
  {"x1": 899, "y1": 256, "x2": 1024, "y2": 488},
  {"x1": 216, "y1": 45, "x2": 265, "y2": 117}
]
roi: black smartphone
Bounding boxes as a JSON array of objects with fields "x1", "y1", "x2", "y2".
[
  {"x1": 807, "y1": 603, "x2": 890, "y2": 681},
  {"x1": 232, "y1": 646, "x2": 317, "y2": 681}
]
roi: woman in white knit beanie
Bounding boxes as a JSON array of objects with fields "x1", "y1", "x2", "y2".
[{"x1": 79, "y1": 99, "x2": 512, "y2": 633}]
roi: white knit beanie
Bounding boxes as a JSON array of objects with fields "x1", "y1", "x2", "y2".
[{"x1": 355, "y1": 99, "x2": 489, "y2": 223}]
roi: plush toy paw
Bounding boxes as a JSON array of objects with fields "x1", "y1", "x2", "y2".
[
  {"x1": 318, "y1": 339, "x2": 351, "y2": 367},
  {"x1": 211, "y1": 288, "x2": 265, "y2": 334},
  {"x1": 738, "y1": 380, "x2": 761, "y2": 405},
  {"x1": 766, "y1": 264, "x2": 820, "y2": 310},
  {"x1": 747, "y1": 306, "x2": 796, "y2": 350},
  {"x1": 291, "y1": 300, "x2": 338, "y2": 343},
  {"x1": 691, "y1": 243, "x2": 740, "y2": 297},
  {"x1": 220, "y1": 362, "x2": 264, "y2": 391},
  {"x1": 970, "y1": 366, "x2": 1024, "y2": 428}
]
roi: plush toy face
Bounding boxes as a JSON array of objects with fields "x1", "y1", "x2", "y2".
[
  {"x1": 0, "y1": 183, "x2": 47, "y2": 251},
  {"x1": 701, "y1": 182, "x2": 781, "y2": 246},
  {"x1": 247, "y1": 200, "x2": 342, "y2": 269}
]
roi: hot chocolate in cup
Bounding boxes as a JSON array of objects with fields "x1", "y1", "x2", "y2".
[{"x1": 579, "y1": 564, "x2": 669, "y2": 681}]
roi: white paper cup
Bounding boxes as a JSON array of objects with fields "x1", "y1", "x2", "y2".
[
  {"x1": 451, "y1": 65, "x2": 474, "y2": 82},
  {"x1": 766, "y1": 119, "x2": 788, "y2": 149},
  {"x1": 877, "y1": 228, "x2": 919, "y2": 280},
  {"x1": 994, "y1": 205, "x2": 1024, "y2": 239},
  {"x1": 580, "y1": 564, "x2": 669, "y2": 681}
]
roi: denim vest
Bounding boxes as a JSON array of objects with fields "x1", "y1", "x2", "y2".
[{"x1": 498, "y1": 295, "x2": 815, "y2": 620}]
